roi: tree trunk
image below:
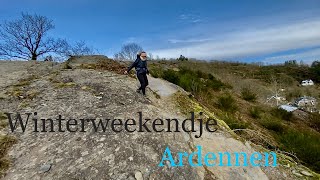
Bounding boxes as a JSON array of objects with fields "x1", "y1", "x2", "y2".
[{"x1": 31, "y1": 53, "x2": 37, "y2": 60}]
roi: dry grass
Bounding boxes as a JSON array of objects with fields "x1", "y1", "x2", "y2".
[
  {"x1": 5, "y1": 75, "x2": 39, "y2": 99},
  {"x1": 0, "y1": 112, "x2": 16, "y2": 177},
  {"x1": 78, "y1": 58, "x2": 127, "y2": 75}
]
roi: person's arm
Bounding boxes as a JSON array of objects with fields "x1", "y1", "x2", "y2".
[
  {"x1": 146, "y1": 61, "x2": 150, "y2": 75},
  {"x1": 127, "y1": 58, "x2": 139, "y2": 73}
]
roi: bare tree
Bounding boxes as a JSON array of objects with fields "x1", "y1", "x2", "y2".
[
  {"x1": 61, "y1": 41, "x2": 94, "y2": 57},
  {"x1": 0, "y1": 13, "x2": 67, "y2": 60},
  {"x1": 148, "y1": 52, "x2": 154, "y2": 60},
  {"x1": 114, "y1": 43, "x2": 143, "y2": 61},
  {"x1": 266, "y1": 76, "x2": 286, "y2": 106}
]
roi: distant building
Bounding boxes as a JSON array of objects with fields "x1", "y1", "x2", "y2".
[
  {"x1": 301, "y1": 79, "x2": 314, "y2": 86},
  {"x1": 294, "y1": 96, "x2": 318, "y2": 112}
]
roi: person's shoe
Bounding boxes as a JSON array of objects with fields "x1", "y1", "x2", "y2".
[{"x1": 136, "y1": 89, "x2": 141, "y2": 93}]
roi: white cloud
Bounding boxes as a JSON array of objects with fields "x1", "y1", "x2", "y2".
[
  {"x1": 262, "y1": 48, "x2": 320, "y2": 64},
  {"x1": 123, "y1": 37, "x2": 139, "y2": 44},
  {"x1": 150, "y1": 18, "x2": 320, "y2": 60},
  {"x1": 168, "y1": 38, "x2": 214, "y2": 44},
  {"x1": 178, "y1": 13, "x2": 203, "y2": 24}
]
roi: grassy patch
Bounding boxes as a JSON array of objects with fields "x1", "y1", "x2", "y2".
[
  {"x1": 0, "y1": 113, "x2": 7, "y2": 130},
  {"x1": 241, "y1": 87, "x2": 257, "y2": 102},
  {"x1": 5, "y1": 75, "x2": 39, "y2": 99},
  {"x1": 0, "y1": 111, "x2": 16, "y2": 177},
  {"x1": 259, "y1": 117, "x2": 285, "y2": 133},
  {"x1": 173, "y1": 92, "x2": 231, "y2": 130},
  {"x1": 216, "y1": 94, "x2": 238, "y2": 112},
  {"x1": 249, "y1": 106, "x2": 263, "y2": 119},
  {"x1": 220, "y1": 113, "x2": 249, "y2": 130},
  {"x1": 277, "y1": 128, "x2": 320, "y2": 172},
  {"x1": 5, "y1": 87, "x2": 23, "y2": 98},
  {"x1": 62, "y1": 61, "x2": 72, "y2": 69},
  {"x1": 78, "y1": 59, "x2": 127, "y2": 74},
  {"x1": 18, "y1": 101, "x2": 29, "y2": 108},
  {"x1": 270, "y1": 107, "x2": 294, "y2": 121},
  {"x1": 152, "y1": 67, "x2": 230, "y2": 95},
  {"x1": 79, "y1": 63, "x2": 96, "y2": 69},
  {"x1": 0, "y1": 135, "x2": 16, "y2": 177},
  {"x1": 309, "y1": 113, "x2": 320, "y2": 131}
]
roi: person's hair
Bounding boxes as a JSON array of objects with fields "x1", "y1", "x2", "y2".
[{"x1": 138, "y1": 51, "x2": 146, "y2": 56}]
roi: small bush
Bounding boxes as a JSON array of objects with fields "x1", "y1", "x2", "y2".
[
  {"x1": 249, "y1": 106, "x2": 262, "y2": 119},
  {"x1": 221, "y1": 113, "x2": 249, "y2": 130},
  {"x1": 162, "y1": 69, "x2": 180, "y2": 85},
  {"x1": 62, "y1": 61, "x2": 72, "y2": 69},
  {"x1": 271, "y1": 107, "x2": 293, "y2": 121},
  {"x1": 259, "y1": 118, "x2": 285, "y2": 132},
  {"x1": 277, "y1": 128, "x2": 320, "y2": 172},
  {"x1": 241, "y1": 87, "x2": 257, "y2": 102},
  {"x1": 309, "y1": 113, "x2": 320, "y2": 131},
  {"x1": 180, "y1": 73, "x2": 203, "y2": 93},
  {"x1": 217, "y1": 94, "x2": 238, "y2": 112},
  {"x1": 149, "y1": 67, "x2": 162, "y2": 78},
  {"x1": 285, "y1": 88, "x2": 302, "y2": 101}
]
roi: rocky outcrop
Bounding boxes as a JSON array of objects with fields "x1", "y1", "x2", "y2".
[{"x1": 0, "y1": 57, "x2": 319, "y2": 180}]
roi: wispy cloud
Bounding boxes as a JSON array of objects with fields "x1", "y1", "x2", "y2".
[
  {"x1": 168, "y1": 38, "x2": 214, "y2": 44},
  {"x1": 178, "y1": 13, "x2": 203, "y2": 23},
  {"x1": 262, "y1": 48, "x2": 320, "y2": 64},
  {"x1": 151, "y1": 17, "x2": 320, "y2": 61},
  {"x1": 123, "y1": 37, "x2": 139, "y2": 44}
]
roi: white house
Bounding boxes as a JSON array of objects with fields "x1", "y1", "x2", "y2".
[{"x1": 301, "y1": 79, "x2": 314, "y2": 86}]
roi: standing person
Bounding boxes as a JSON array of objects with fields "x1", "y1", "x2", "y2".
[{"x1": 124, "y1": 51, "x2": 149, "y2": 96}]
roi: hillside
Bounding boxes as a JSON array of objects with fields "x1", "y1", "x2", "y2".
[
  {"x1": 148, "y1": 59, "x2": 320, "y2": 174},
  {"x1": 0, "y1": 56, "x2": 319, "y2": 180}
]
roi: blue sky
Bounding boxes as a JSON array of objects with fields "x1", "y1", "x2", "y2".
[{"x1": 1, "y1": 0, "x2": 320, "y2": 63}]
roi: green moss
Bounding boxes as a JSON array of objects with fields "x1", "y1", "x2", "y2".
[
  {"x1": 173, "y1": 91, "x2": 232, "y2": 131},
  {"x1": 19, "y1": 101, "x2": 29, "y2": 108}
]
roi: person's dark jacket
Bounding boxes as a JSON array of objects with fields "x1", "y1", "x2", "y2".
[{"x1": 127, "y1": 55, "x2": 149, "y2": 74}]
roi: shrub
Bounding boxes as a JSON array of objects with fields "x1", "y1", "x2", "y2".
[
  {"x1": 62, "y1": 61, "x2": 72, "y2": 69},
  {"x1": 259, "y1": 118, "x2": 285, "y2": 132},
  {"x1": 249, "y1": 106, "x2": 262, "y2": 119},
  {"x1": 241, "y1": 87, "x2": 257, "y2": 102},
  {"x1": 271, "y1": 107, "x2": 293, "y2": 121},
  {"x1": 162, "y1": 69, "x2": 179, "y2": 85},
  {"x1": 277, "y1": 128, "x2": 320, "y2": 172},
  {"x1": 309, "y1": 113, "x2": 320, "y2": 131},
  {"x1": 221, "y1": 113, "x2": 249, "y2": 130},
  {"x1": 149, "y1": 67, "x2": 162, "y2": 78},
  {"x1": 206, "y1": 77, "x2": 229, "y2": 91},
  {"x1": 217, "y1": 94, "x2": 238, "y2": 112}
]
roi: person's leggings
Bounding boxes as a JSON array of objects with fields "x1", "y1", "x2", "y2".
[{"x1": 137, "y1": 72, "x2": 148, "y2": 95}]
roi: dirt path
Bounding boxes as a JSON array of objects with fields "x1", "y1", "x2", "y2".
[{"x1": 147, "y1": 75, "x2": 183, "y2": 97}]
